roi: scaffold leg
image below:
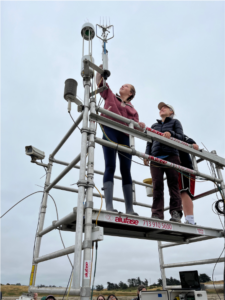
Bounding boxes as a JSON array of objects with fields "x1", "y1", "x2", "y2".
[
  {"x1": 73, "y1": 78, "x2": 91, "y2": 290},
  {"x1": 28, "y1": 160, "x2": 53, "y2": 290}
]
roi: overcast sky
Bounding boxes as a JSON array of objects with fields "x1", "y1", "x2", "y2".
[{"x1": 1, "y1": 1, "x2": 225, "y2": 290}]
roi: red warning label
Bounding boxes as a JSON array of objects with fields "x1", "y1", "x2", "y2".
[{"x1": 84, "y1": 260, "x2": 91, "y2": 279}]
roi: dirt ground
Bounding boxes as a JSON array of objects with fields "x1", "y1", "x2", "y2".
[{"x1": 2, "y1": 295, "x2": 224, "y2": 300}]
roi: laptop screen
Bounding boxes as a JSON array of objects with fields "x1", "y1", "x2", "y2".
[{"x1": 179, "y1": 271, "x2": 201, "y2": 289}]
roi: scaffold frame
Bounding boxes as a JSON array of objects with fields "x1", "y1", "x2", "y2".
[{"x1": 26, "y1": 22, "x2": 225, "y2": 300}]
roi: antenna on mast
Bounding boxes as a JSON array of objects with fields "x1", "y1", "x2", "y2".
[{"x1": 96, "y1": 19, "x2": 114, "y2": 80}]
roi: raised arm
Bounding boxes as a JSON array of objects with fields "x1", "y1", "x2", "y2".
[{"x1": 95, "y1": 64, "x2": 114, "y2": 101}]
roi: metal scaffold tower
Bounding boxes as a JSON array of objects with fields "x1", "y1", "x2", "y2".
[{"x1": 24, "y1": 22, "x2": 225, "y2": 299}]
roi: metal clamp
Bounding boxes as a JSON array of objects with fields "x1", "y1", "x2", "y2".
[
  {"x1": 52, "y1": 220, "x2": 57, "y2": 226},
  {"x1": 81, "y1": 127, "x2": 96, "y2": 135},
  {"x1": 131, "y1": 148, "x2": 136, "y2": 155},
  {"x1": 88, "y1": 141, "x2": 95, "y2": 148},
  {"x1": 77, "y1": 180, "x2": 95, "y2": 188},
  {"x1": 90, "y1": 97, "x2": 96, "y2": 103},
  {"x1": 77, "y1": 180, "x2": 88, "y2": 187},
  {"x1": 220, "y1": 231, "x2": 225, "y2": 237},
  {"x1": 77, "y1": 105, "x2": 84, "y2": 112},
  {"x1": 80, "y1": 287, "x2": 91, "y2": 297},
  {"x1": 85, "y1": 201, "x2": 93, "y2": 209},
  {"x1": 82, "y1": 239, "x2": 92, "y2": 249},
  {"x1": 84, "y1": 223, "x2": 93, "y2": 227}
]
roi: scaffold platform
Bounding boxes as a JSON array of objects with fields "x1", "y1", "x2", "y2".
[{"x1": 38, "y1": 208, "x2": 223, "y2": 244}]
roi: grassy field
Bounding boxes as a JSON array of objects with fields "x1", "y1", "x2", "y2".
[
  {"x1": 0, "y1": 285, "x2": 162, "y2": 297},
  {"x1": 1, "y1": 285, "x2": 29, "y2": 297},
  {"x1": 1, "y1": 282, "x2": 224, "y2": 297}
]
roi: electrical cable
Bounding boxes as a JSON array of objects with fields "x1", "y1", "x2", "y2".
[
  {"x1": 65, "y1": 272, "x2": 73, "y2": 300},
  {"x1": 0, "y1": 191, "x2": 44, "y2": 219},
  {"x1": 1, "y1": 190, "x2": 73, "y2": 267},
  {"x1": 89, "y1": 242, "x2": 94, "y2": 285},
  {"x1": 62, "y1": 267, "x2": 74, "y2": 300},
  {"x1": 69, "y1": 112, "x2": 81, "y2": 132},
  {"x1": 211, "y1": 201, "x2": 224, "y2": 230},
  {"x1": 49, "y1": 192, "x2": 73, "y2": 267},
  {"x1": 211, "y1": 245, "x2": 225, "y2": 300}
]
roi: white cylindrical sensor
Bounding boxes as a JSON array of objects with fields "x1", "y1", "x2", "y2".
[{"x1": 81, "y1": 23, "x2": 95, "y2": 41}]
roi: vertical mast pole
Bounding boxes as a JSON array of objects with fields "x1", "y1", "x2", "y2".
[
  {"x1": 211, "y1": 150, "x2": 225, "y2": 298},
  {"x1": 81, "y1": 95, "x2": 96, "y2": 300},
  {"x1": 73, "y1": 77, "x2": 90, "y2": 289}
]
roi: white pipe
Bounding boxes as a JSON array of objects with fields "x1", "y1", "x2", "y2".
[
  {"x1": 163, "y1": 257, "x2": 224, "y2": 268},
  {"x1": 29, "y1": 287, "x2": 80, "y2": 295},
  {"x1": 45, "y1": 153, "x2": 81, "y2": 193},
  {"x1": 30, "y1": 161, "x2": 53, "y2": 287},
  {"x1": 51, "y1": 112, "x2": 83, "y2": 157},
  {"x1": 73, "y1": 79, "x2": 90, "y2": 289}
]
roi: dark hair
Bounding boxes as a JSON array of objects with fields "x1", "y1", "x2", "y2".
[
  {"x1": 97, "y1": 295, "x2": 105, "y2": 300},
  {"x1": 137, "y1": 285, "x2": 146, "y2": 295},
  {"x1": 127, "y1": 84, "x2": 136, "y2": 101},
  {"x1": 107, "y1": 295, "x2": 118, "y2": 300}
]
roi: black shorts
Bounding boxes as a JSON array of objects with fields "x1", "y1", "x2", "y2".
[{"x1": 178, "y1": 173, "x2": 195, "y2": 199}]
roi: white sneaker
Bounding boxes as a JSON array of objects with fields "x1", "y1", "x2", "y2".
[{"x1": 184, "y1": 220, "x2": 196, "y2": 225}]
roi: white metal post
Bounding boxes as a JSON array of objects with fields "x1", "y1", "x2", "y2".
[
  {"x1": 73, "y1": 78, "x2": 91, "y2": 289},
  {"x1": 28, "y1": 160, "x2": 53, "y2": 289},
  {"x1": 191, "y1": 155, "x2": 198, "y2": 171},
  {"x1": 81, "y1": 96, "x2": 96, "y2": 300},
  {"x1": 211, "y1": 150, "x2": 225, "y2": 297},
  {"x1": 129, "y1": 122, "x2": 135, "y2": 149},
  {"x1": 132, "y1": 182, "x2": 136, "y2": 204},
  {"x1": 157, "y1": 241, "x2": 167, "y2": 289}
]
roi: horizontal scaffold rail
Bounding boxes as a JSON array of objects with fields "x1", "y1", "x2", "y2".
[
  {"x1": 95, "y1": 137, "x2": 222, "y2": 183},
  {"x1": 52, "y1": 184, "x2": 153, "y2": 209},
  {"x1": 38, "y1": 208, "x2": 223, "y2": 243},
  {"x1": 160, "y1": 236, "x2": 215, "y2": 248},
  {"x1": 50, "y1": 158, "x2": 153, "y2": 188},
  {"x1": 164, "y1": 187, "x2": 219, "y2": 211},
  {"x1": 29, "y1": 287, "x2": 80, "y2": 296},
  {"x1": 90, "y1": 112, "x2": 225, "y2": 167},
  {"x1": 163, "y1": 257, "x2": 225, "y2": 268},
  {"x1": 97, "y1": 106, "x2": 193, "y2": 148}
]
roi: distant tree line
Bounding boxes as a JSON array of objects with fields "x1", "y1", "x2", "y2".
[
  {"x1": 95, "y1": 273, "x2": 212, "y2": 290},
  {"x1": 5, "y1": 283, "x2": 21, "y2": 286},
  {"x1": 105, "y1": 277, "x2": 148, "y2": 290},
  {"x1": 154, "y1": 273, "x2": 211, "y2": 287},
  {"x1": 37, "y1": 285, "x2": 57, "y2": 287}
]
